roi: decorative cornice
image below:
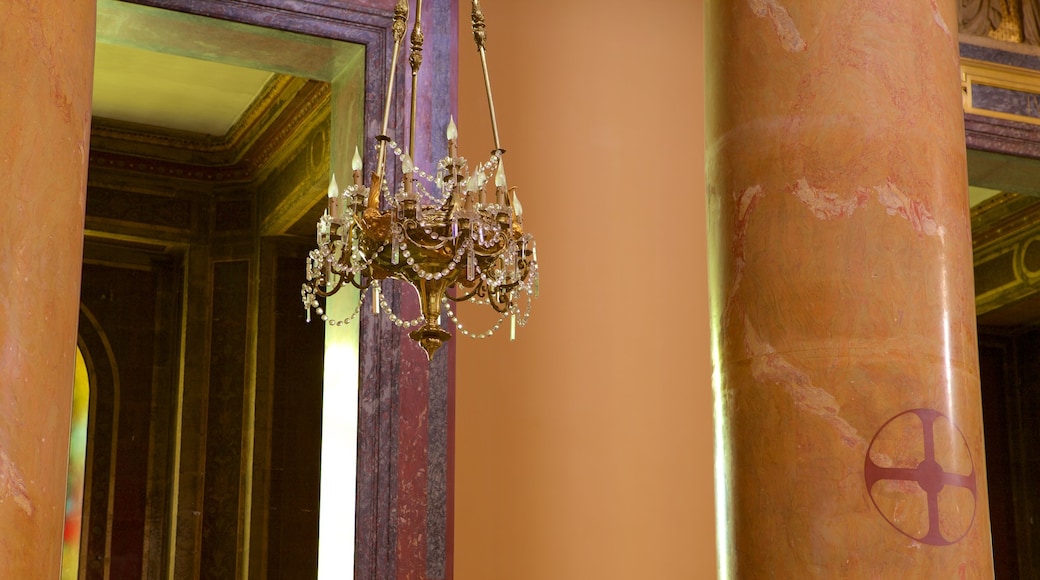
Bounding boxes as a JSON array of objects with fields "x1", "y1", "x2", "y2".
[
  {"x1": 89, "y1": 77, "x2": 329, "y2": 185},
  {"x1": 226, "y1": 75, "x2": 304, "y2": 155},
  {"x1": 250, "y1": 82, "x2": 331, "y2": 180},
  {"x1": 91, "y1": 117, "x2": 230, "y2": 154},
  {"x1": 88, "y1": 150, "x2": 254, "y2": 183},
  {"x1": 965, "y1": 113, "x2": 1040, "y2": 159},
  {"x1": 91, "y1": 76, "x2": 299, "y2": 157}
]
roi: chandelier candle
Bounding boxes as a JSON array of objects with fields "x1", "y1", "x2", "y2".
[
  {"x1": 351, "y1": 147, "x2": 363, "y2": 187},
  {"x1": 326, "y1": 174, "x2": 340, "y2": 221},
  {"x1": 302, "y1": 0, "x2": 540, "y2": 359},
  {"x1": 447, "y1": 117, "x2": 458, "y2": 159}
]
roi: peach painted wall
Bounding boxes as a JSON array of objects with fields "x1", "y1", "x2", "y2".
[{"x1": 454, "y1": 1, "x2": 714, "y2": 578}]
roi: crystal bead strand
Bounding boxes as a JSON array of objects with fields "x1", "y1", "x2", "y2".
[
  {"x1": 313, "y1": 286, "x2": 367, "y2": 326},
  {"x1": 440, "y1": 296, "x2": 507, "y2": 339},
  {"x1": 377, "y1": 285, "x2": 425, "y2": 328}
]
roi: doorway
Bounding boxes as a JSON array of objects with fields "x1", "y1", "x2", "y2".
[{"x1": 80, "y1": 0, "x2": 368, "y2": 576}]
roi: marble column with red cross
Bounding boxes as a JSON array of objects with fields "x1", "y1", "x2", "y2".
[{"x1": 706, "y1": 0, "x2": 995, "y2": 576}]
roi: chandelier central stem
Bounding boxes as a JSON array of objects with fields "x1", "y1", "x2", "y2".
[
  {"x1": 405, "y1": 0, "x2": 422, "y2": 162},
  {"x1": 408, "y1": 0, "x2": 425, "y2": 177}
]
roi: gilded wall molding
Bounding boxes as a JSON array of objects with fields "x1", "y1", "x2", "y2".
[{"x1": 963, "y1": 57, "x2": 1040, "y2": 126}]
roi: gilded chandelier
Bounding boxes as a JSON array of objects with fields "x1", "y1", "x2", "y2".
[{"x1": 302, "y1": 0, "x2": 539, "y2": 359}]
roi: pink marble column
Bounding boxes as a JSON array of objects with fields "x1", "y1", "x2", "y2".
[
  {"x1": 706, "y1": 0, "x2": 994, "y2": 576},
  {"x1": 0, "y1": 1, "x2": 95, "y2": 577}
]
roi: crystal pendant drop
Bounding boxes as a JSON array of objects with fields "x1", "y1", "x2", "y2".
[
  {"x1": 467, "y1": 243, "x2": 476, "y2": 281},
  {"x1": 392, "y1": 226, "x2": 401, "y2": 265}
]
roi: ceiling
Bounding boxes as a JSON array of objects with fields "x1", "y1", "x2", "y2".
[
  {"x1": 92, "y1": 42, "x2": 273, "y2": 136},
  {"x1": 970, "y1": 185, "x2": 1001, "y2": 207}
]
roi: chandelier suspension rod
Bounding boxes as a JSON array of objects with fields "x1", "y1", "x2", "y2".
[
  {"x1": 408, "y1": 0, "x2": 425, "y2": 177},
  {"x1": 471, "y1": 0, "x2": 502, "y2": 153},
  {"x1": 371, "y1": 0, "x2": 410, "y2": 209}
]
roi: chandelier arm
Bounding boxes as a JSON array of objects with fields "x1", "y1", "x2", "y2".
[
  {"x1": 471, "y1": 0, "x2": 502, "y2": 153},
  {"x1": 446, "y1": 282, "x2": 484, "y2": 302},
  {"x1": 407, "y1": 239, "x2": 453, "y2": 252},
  {"x1": 400, "y1": 226, "x2": 453, "y2": 251},
  {"x1": 372, "y1": 0, "x2": 410, "y2": 209},
  {"x1": 311, "y1": 273, "x2": 345, "y2": 297},
  {"x1": 343, "y1": 270, "x2": 373, "y2": 290},
  {"x1": 491, "y1": 275, "x2": 527, "y2": 294},
  {"x1": 470, "y1": 239, "x2": 508, "y2": 257},
  {"x1": 516, "y1": 258, "x2": 533, "y2": 281},
  {"x1": 487, "y1": 287, "x2": 512, "y2": 313}
]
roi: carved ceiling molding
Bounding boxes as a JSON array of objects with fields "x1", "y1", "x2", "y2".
[
  {"x1": 88, "y1": 150, "x2": 254, "y2": 183},
  {"x1": 91, "y1": 75, "x2": 297, "y2": 162},
  {"x1": 90, "y1": 76, "x2": 330, "y2": 183},
  {"x1": 250, "y1": 81, "x2": 331, "y2": 183}
]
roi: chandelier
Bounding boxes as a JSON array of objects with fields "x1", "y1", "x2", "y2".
[{"x1": 302, "y1": 0, "x2": 539, "y2": 359}]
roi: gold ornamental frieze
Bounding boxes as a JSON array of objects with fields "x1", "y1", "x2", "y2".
[{"x1": 962, "y1": 57, "x2": 1040, "y2": 126}]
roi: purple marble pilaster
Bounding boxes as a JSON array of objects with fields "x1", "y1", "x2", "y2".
[
  {"x1": 357, "y1": 279, "x2": 402, "y2": 580},
  {"x1": 359, "y1": 0, "x2": 457, "y2": 577}
]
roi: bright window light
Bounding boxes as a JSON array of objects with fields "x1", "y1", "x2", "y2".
[
  {"x1": 317, "y1": 286, "x2": 361, "y2": 578},
  {"x1": 61, "y1": 347, "x2": 89, "y2": 579}
]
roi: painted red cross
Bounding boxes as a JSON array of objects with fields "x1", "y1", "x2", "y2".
[{"x1": 864, "y1": 408, "x2": 976, "y2": 546}]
